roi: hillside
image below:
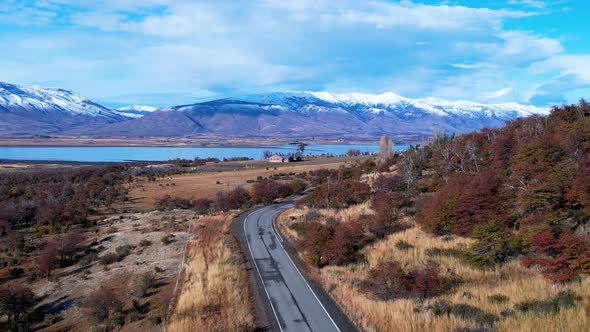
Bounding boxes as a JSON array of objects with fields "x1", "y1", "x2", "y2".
[
  {"x1": 273, "y1": 101, "x2": 590, "y2": 331},
  {"x1": 0, "y1": 82, "x2": 128, "y2": 135}
]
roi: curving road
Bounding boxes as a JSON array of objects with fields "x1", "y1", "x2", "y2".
[{"x1": 242, "y1": 202, "x2": 342, "y2": 332}]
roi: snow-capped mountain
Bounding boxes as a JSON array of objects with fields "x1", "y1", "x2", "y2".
[
  {"x1": 0, "y1": 82, "x2": 129, "y2": 135},
  {"x1": 87, "y1": 91, "x2": 550, "y2": 137},
  {"x1": 239, "y1": 91, "x2": 547, "y2": 119},
  {"x1": 114, "y1": 105, "x2": 158, "y2": 118},
  {"x1": 0, "y1": 82, "x2": 124, "y2": 119},
  {"x1": 0, "y1": 81, "x2": 551, "y2": 137}
]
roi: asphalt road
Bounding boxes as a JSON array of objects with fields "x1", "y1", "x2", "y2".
[{"x1": 243, "y1": 202, "x2": 342, "y2": 332}]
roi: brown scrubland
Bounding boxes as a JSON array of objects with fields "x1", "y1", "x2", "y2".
[
  {"x1": 276, "y1": 103, "x2": 590, "y2": 332},
  {"x1": 167, "y1": 213, "x2": 255, "y2": 332},
  {"x1": 0, "y1": 154, "x2": 353, "y2": 330},
  {"x1": 279, "y1": 207, "x2": 590, "y2": 331}
]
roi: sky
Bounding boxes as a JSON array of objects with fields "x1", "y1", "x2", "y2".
[{"x1": 0, "y1": 0, "x2": 588, "y2": 108}]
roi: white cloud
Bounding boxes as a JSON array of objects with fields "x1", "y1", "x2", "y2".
[
  {"x1": 527, "y1": 55, "x2": 590, "y2": 104},
  {"x1": 450, "y1": 63, "x2": 487, "y2": 69},
  {"x1": 0, "y1": 0, "x2": 583, "y2": 106},
  {"x1": 508, "y1": 0, "x2": 547, "y2": 8},
  {"x1": 485, "y1": 87, "x2": 513, "y2": 100}
]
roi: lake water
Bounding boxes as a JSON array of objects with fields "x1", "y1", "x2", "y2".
[{"x1": 0, "y1": 144, "x2": 410, "y2": 162}]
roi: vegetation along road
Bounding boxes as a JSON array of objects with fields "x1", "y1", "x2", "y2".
[{"x1": 240, "y1": 202, "x2": 350, "y2": 332}]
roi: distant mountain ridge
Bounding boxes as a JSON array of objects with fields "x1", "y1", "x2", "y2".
[
  {"x1": 0, "y1": 82, "x2": 550, "y2": 137},
  {"x1": 0, "y1": 82, "x2": 127, "y2": 135}
]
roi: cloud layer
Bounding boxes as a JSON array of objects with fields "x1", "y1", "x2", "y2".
[{"x1": 0, "y1": 0, "x2": 586, "y2": 107}]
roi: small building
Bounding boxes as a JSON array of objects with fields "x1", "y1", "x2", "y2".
[{"x1": 268, "y1": 154, "x2": 289, "y2": 163}]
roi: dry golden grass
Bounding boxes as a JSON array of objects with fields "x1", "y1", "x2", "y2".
[
  {"x1": 125, "y1": 158, "x2": 355, "y2": 210},
  {"x1": 277, "y1": 205, "x2": 590, "y2": 332},
  {"x1": 167, "y1": 213, "x2": 255, "y2": 332}
]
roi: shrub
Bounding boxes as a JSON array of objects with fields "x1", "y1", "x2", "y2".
[
  {"x1": 155, "y1": 195, "x2": 193, "y2": 210},
  {"x1": 322, "y1": 221, "x2": 365, "y2": 266},
  {"x1": 135, "y1": 272, "x2": 158, "y2": 298},
  {"x1": 139, "y1": 239, "x2": 152, "y2": 247},
  {"x1": 487, "y1": 294, "x2": 510, "y2": 304},
  {"x1": 304, "y1": 210, "x2": 322, "y2": 222},
  {"x1": 522, "y1": 231, "x2": 590, "y2": 282},
  {"x1": 450, "y1": 304, "x2": 499, "y2": 327},
  {"x1": 395, "y1": 240, "x2": 414, "y2": 251},
  {"x1": 193, "y1": 198, "x2": 213, "y2": 215},
  {"x1": 410, "y1": 262, "x2": 448, "y2": 299},
  {"x1": 362, "y1": 260, "x2": 449, "y2": 301},
  {"x1": 84, "y1": 285, "x2": 123, "y2": 323},
  {"x1": 362, "y1": 260, "x2": 411, "y2": 300},
  {"x1": 430, "y1": 300, "x2": 452, "y2": 316},
  {"x1": 369, "y1": 192, "x2": 399, "y2": 238},
  {"x1": 373, "y1": 175, "x2": 405, "y2": 193},
  {"x1": 115, "y1": 245, "x2": 132, "y2": 259},
  {"x1": 161, "y1": 234, "x2": 175, "y2": 245},
  {"x1": 298, "y1": 222, "x2": 331, "y2": 267},
  {"x1": 463, "y1": 222, "x2": 525, "y2": 269},
  {"x1": 297, "y1": 179, "x2": 370, "y2": 209},
  {"x1": 107, "y1": 226, "x2": 118, "y2": 234},
  {"x1": 251, "y1": 179, "x2": 292, "y2": 204},
  {"x1": 78, "y1": 252, "x2": 98, "y2": 266},
  {"x1": 514, "y1": 290, "x2": 581, "y2": 315},
  {"x1": 288, "y1": 180, "x2": 307, "y2": 194},
  {"x1": 99, "y1": 253, "x2": 119, "y2": 265},
  {"x1": 149, "y1": 315, "x2": 163, "y2": 326},
  {"x1": 214, "y1": 186, "x2": 251, "y2": 211}
]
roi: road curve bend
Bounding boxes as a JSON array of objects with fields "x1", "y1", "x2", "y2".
[{"x1": 241, "y1": 202, "x2": 346, "y2": 332}]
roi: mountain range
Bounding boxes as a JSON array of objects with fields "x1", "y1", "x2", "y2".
[{"x1": 0, "y1": 82, "x2": 550, "y2": 138}]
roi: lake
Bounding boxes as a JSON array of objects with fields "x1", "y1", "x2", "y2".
[{"x1": 0, "y1": 144, "x2": 410, "y2": 162}]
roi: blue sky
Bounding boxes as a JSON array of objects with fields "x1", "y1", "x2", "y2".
[{"x1": 0, "y1": 0, "x2": 588, "y2": 107}]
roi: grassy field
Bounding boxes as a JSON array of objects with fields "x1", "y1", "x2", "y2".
[
  {"x1": 123, "y1": 157, "x2": 366, "y2": 211},
  {"x1": 167, "y1": 213, "x2": 255, "y2": 332},
  {"x1": 277, "y1": 205, "x2": 590, "y2": 332}
]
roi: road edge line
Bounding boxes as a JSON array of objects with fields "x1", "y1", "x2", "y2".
[{"x1": 272, "y1": 211, "x2": 341, "y2": 332}]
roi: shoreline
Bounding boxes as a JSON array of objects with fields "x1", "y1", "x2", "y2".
[{"x1": 0, "y1": 135, "x2": 429, "y2": 147}]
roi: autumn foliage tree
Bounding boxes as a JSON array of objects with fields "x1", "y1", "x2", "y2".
[
  {"x1": 418, "y1": 101, "x2": 590, "y2": 281},
  {"x1": 522, "y1": 231, "x2": 590, "y2": 282}
]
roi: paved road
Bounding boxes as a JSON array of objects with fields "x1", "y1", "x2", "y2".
[{"x1": 243, "y1": 203, "x2": 341, "y2": 332}]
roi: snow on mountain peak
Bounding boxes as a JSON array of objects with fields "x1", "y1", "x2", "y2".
[
  {"x1": 0, "y1": 82, "x2": 122, "y2": 119},
  {"x1": 305, "y1": 91, "x2": 406, "y2": 105},
  {"x1": 114, "y1": 105, "x2": 158, "y2": 118},
  {"x1": 117, "y1": 105, "x2": 157, "y2": 112},
  {"x1": 290, "y1": 91, "x2": 549, "y2": 118}
]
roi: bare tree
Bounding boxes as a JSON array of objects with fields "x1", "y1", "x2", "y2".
[
  {"x1": 84, "y1": 285, "x2": 123, "y2": 323},
  {"x1": 0, "y1": 282, "x2": 36, "y2": 330},
  {"x1": 379, "y1": 134, "x2": 393, "y2": 161},
  {"x1": 36, "y1": 240, "x2": 58, "y2": 278}
]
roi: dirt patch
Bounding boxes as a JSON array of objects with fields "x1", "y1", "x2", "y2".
[{"x1": 29, "y1": 210, "x2": 194, "y2": 331}]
